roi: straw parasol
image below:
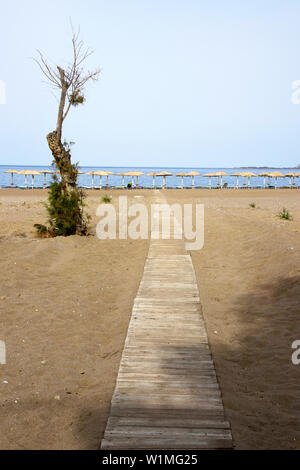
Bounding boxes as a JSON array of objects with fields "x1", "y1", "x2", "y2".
[
  {"x1": 203, "y1": 173, "x2": 215, "y2": 189},
  {"x1": 239, "y1": 172, "x2": 257, "y2": 188},
  {"x1": 258, "y1": 172, "x2": 270, "y2": 189},
  {"x1": 284, "y1": 172, "x2": 297, "y2": 187},
  {"x1": 4, "y1": 170, "x2": 19, "y2": 186},
  {"x1": 117, "y1": 172, "x2": 127, "y2": 188},
  {"x1": 156, "y1": 171, "x2": 173, "y2": 189},
  {"x1": 105, "y1": 171, "x2": 114, "y2": 187},
  {"x1": 241, "y1": 171, "x2": 257, "y2": 188},
  {"x1": 147, "y1": 172, "x2": 158, "y2": 188},
  {"x1": 267, "y1": 171, "x2": 284, "y2": 189},
  {"x1": 18, "y1": 170, "x2": 41, "y2": 188},
  {"x1": 231, "y1": 172, "x2": 242, "y2": 189},
  {"x1": 185, "y1": 171, "x2": 200, "y2": 189},
  {"x1": 86, "y1": 171, "x2": 98, "y2": 188},
  {"x1": 213, "y1": 171, "x2": 228, "y2": 188},
  {"x1": 39, "y1": 170, "x2": 53, "y2": 189},
  {"x1": 94, "y1": 170, "x2": 114, "y2": 188},
  {"x1": 125, "y1": 171, "x2": 144, "y2": 187},
  {"x1": 176, "y1": 172, "x2": 188, "y2": 189}
]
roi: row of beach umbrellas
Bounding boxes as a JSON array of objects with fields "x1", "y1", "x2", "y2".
[{"x1": 3, "y1": 169, "x2": 300, "y2": 189}]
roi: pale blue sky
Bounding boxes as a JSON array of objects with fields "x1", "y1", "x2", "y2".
[{"x1": 1, "y1": 0, "x2": 300, "y2": 167}]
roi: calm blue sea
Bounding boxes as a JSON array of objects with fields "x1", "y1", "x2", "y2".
[{"x1": 0, "y1": 165, "x2": 298, "y2": 189}]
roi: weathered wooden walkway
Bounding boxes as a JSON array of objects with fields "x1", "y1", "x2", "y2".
[{"x1": 101, "y1": 195, "x2": 232, "y2": 450}]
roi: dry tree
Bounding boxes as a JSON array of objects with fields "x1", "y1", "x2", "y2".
[{"x1": 34, "y1": 26, "x2": 101, "y2": 235}]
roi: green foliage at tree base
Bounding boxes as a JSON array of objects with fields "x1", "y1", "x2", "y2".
[{"x1": 34, "y1": 181, "x2": 90, "y2": 237}]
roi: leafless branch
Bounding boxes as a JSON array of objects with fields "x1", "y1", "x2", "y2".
[{"x1": 34, "y1": 26, "x2": 101, "y2": 125}]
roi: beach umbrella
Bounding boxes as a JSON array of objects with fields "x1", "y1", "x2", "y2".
[
  {"x1": 239, "y1": 172, "x2": 257, "y2": 188},
  {"x1": 185, "y1": 171, "x2": 200, "y2": 189},
  {"x1": 105, "y1": 172, "x2": 114, "y2": 187},
  {"x1": 157, "y1": 171, "x2": 173, "y2": 189},
  {"x1": 231, "y1": 172, "x2": 242, "y2": 189},
  {"x1": 4, "y1": 170, "x2": 19, "y2": 186},
  {"x1": 18, "y1": 170, "x2": 41, "y2": 188},
  {"x1": 135, "y1": 172, "x2": 144, "y2": 187},
  {"x1": 284, "y1": 172, "x2": 297, "y2": 187},
  {"x1": 94, "y1": 170, "x2": 108, "y2": 189},
  {"x1": 214, "y1": 171, "x2": 228, "y2": 188},
  {"x1": 175, "y1": 172, "x2": 188, "y2": 189},
  {"x1": 94, "y1": 170, "x2": 112, "y2": 189},
  {"x1": 258, "y1": 172, "x2": 270, "y2": 189},
  {"x1": 125, "y1": 171, "x2": 135, "y2": 187},
  {"x1": 117, "y1": 172, "x2": 127, "y2": 188},
  {"x1": 203, "y1": 173, "x2": 215, "y2": 189},
  {"x1": 125, "y1": 171, "x2": 144, "y2": 187},
  {"x1": 268, "y1": 171, "x2": 284, "y2": 189},
  {"x1": 40, "y1": 170, "x2": 53, "y2": 189},
  {"x1": 147, "y1": 172, "x2": 158, "y2": 188},
  {"x1": 86, "y1": 171, "x2": 98, "y2": 188}
]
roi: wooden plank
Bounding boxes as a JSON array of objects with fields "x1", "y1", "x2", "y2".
[
  {"x1": 110, "y1": 407, "x2": 226, "y2": 419},
  {"x1": 115, "y1": 385, "x2": 221, "y2": 395},
  {"x1": 113, "y1": 390, "x2": 222, "y2": 399},
  {"x1": 107, "y1": 416, "x2": 231, "y2": 429},
  {"x1": 105, "y1": 427, "x2": 232, "y2": 439},
  {"x1": 121, "y1": 352, "x2": 212, "y2": 361},
  {"x1": 119, "y1": 361, "x2": 215, "y2": 370},
  {"x1": 101, "y1": 437, "x2": 232, "y2": 450},
  {"x1": 134, "y1": 297, "x2": 201, "y2": 303},
  {"x1": 111, "y1": 398, "x2": 224, "y2": 410}
]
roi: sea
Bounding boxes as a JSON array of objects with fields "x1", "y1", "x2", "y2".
[{"x1": 0, "y1": 165, "x2": 298, "y2": 189}]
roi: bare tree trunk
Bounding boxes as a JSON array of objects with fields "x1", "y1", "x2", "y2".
[
  {"x1": 46, "y1": 131, "x2": 76, "y2": 191},
  {"x1": 45, "y1": 67, "x2": 77, "y2": 194}
]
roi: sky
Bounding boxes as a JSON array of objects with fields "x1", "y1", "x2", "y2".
[{"x1": 1, "y1": 0, "x2": 300, "y2": 167}]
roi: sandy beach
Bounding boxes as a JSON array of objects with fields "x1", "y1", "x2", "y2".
[{"x1": 0, "y1": 188, "x2": 300, "y2": 449}]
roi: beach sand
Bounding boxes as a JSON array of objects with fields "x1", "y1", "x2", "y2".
[
  {"x1": 0, "y1": 189, "x2": 149, "y2": 450},
  {"x1": 0, "y1": 188, "x2": 300, "y2": 449}
]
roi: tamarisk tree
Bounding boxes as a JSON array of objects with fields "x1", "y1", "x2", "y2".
[{"x1": 34, "y1": 28, "x2": 101, "y2": 235}]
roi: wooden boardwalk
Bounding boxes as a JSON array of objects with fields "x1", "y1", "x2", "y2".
[{"x1": 101, "y1": 195, "x2": 232, "y2": 450}]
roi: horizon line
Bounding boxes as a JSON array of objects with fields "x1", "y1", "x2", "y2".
[{"x1": 0, "y1": 165, "x2": 299, "y2": 170}]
